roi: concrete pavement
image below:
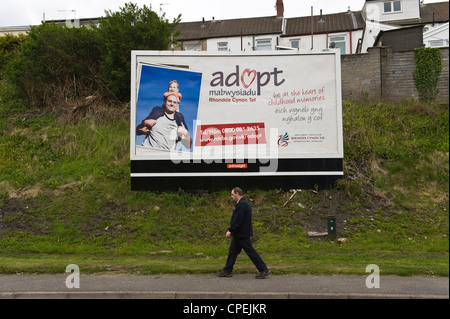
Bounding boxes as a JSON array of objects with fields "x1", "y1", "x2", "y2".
[{"x1": 0, "y1": 273, "x2": 448, "y2": 299}]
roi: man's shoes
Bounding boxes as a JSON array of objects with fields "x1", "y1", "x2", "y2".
[
  {"x1": 255, "y1": 269, "x2": 271, "y2": 279},
  {"x1": 217, "y1": 270, "x2": 233, "y2": 277}
]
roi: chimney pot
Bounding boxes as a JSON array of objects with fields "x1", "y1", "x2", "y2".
[{"x1": 276, "y1": 0, "x2": 284, "y2": 18}]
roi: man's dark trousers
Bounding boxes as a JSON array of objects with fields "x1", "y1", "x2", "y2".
[{"x1": 224, "y1": 236, "x2": 267, "y2": 273}]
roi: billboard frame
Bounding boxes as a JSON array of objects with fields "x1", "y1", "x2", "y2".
[{"x1": 130, "y1": 50, "x2": 343, "y2": 191}]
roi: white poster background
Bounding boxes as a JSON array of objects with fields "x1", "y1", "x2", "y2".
[{"x1": 131, "y1": 51, "x2": 343, "y2": 161}]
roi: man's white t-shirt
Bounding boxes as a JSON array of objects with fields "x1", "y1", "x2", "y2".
[{"x1": 142, "y1": 114, "x2": 178, "y2": 150}]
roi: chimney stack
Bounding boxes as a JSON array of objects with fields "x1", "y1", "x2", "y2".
[
  {"x1": 319, "y1": 9, "x2": 324, "y2": 23},
  {"x1": 276, "y1": 0, "x2": 284, "y2": 18}
]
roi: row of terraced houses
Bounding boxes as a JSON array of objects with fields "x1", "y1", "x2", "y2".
[
  {"x1": 1, "y1": 0, "x2": 448, "y2": 101},
  {"x1": 174, "y1": 0, "x2": 449, "y2": 53},
  {"x1": 1, "y1": 0, "x2": 449, "y2": 52}
]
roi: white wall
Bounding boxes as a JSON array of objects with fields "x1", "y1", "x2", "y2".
[
  {"x1": 364, "y1": 0, "x2": 420, "y2": 22},
  {"x1": 424, "y1": 22, "x2": 450, "y2": 47},
  {"x1": 205, "y1": 31, "x2": 364, "y2": 54},
  {"x1": 360, "y1": 21, "x2": 399, "y2": 52},
  {"x1": 279, "y1": 30, "x2": 364, "y2": 54},
  {"x1": 207, "y1": 35, "x2": 280, "y2": 52}
]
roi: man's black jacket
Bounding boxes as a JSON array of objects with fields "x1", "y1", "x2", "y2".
[{"x1": 228, "y1": 197, "x2": 253, "y2": 238}]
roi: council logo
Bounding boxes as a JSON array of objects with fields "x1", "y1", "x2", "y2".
[{"x1": 278, "y1": 132, "x2": 290, "y2": 147}]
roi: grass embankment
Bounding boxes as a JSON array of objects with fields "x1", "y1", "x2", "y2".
[{"x1": 0, "y1": 97, "x2": 448, "y2": 276}]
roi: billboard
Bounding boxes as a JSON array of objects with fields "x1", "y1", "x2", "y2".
[{"x1": 130, "y1": 51, "x2": 343, "y2": 190}]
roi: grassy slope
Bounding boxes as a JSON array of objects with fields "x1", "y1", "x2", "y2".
[{"x1": 0, "y1": 96, "x2": 448, "y2": 276}]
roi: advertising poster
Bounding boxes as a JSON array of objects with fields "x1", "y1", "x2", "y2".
[{"x1": 130, "y1": 51, "x2": 343, "y2": 190}]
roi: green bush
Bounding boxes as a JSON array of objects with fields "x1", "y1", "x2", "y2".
[
  {"x1": 6, "y1": 23, "x2": 101, "y2": 108},
  {"x1": 413, "y1": 47, "x2": 442, "y2": 103},
  {"x1": 0, "y1": 33, "x2": 26, "y2": 76},
  {"x1": 98, "y1": 2, "x2": 180, "y2": 101},
  {"x1": 4, "y1": 2, "x2": 180, "y2": 108}
]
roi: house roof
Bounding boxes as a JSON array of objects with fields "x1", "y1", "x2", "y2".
[
  {"x1": 420, "y1": 2, "x2": 449, "y2": 23},
  {"x1": 175, "y1": 10, "x2": 367, "y2": 41},
  {"x1": 283, "y1": 11, "x2": 366, "y2": 37},
  {"x1": 0, "y1": 25, "x2": 30, "y2": 33},
  {"x1": 175, "y1": 16, "x2": 283, "y2": 41}
]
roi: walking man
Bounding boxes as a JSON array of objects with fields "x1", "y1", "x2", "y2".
[{"x1": 218, "y1": 187, "x2": 271, "y2": 279}]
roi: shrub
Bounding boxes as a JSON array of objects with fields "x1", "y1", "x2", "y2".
[
  {"x1": 413, "y1": 47, "x2": 442, "y2": 103},
  {"x1": 0, "y1": 33, "x2": 26, "y2": 76},
  {"x1": 6, "y1": 23, "x2": 102, "y2": 108}
]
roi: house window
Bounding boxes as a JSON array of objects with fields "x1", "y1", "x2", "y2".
[
  {"x1": 185, "y1": 43, "x2": 201, "y2": 51},
  {"x1": 429, "y1": 40, "x2": 444, "y2": 47},
  {"x1": 218, "y1": 42, "x2": 228, "y2": 51},
  {"x1": 384, "y1": 1, "x2": 401, "y2": 13},
  {"x1": 329, "y1": 36, "x2": 346, "y2": 54},
  {"x1": 256, "y1": 39, "x2": 272, "y2": 51},
  {"x1": 290, "y1": 39, "x2": 300, "y2": 49}
]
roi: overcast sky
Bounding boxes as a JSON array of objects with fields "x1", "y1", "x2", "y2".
[{"x1": 0, "y1": 0, "x2": 445, "y2": 27}]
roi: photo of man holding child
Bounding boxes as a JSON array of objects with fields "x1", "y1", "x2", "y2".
[{"x1": 135, "y1": 65, "x2": 202, "y2": 154}]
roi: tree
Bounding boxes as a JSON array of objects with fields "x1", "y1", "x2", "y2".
[
  {"x1": 98, "y1": 2, "x2": 180, "y2": 101},
  {"x1": 4, "y1": 2, "x2": 181, "y2": 109}
]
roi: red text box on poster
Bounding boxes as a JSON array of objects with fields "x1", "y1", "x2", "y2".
[{"x1": 195, "y1": 122, "x2": 266, "y2": 147}]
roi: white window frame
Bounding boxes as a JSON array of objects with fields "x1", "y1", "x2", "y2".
[
  {"x1": 290, "y1": 39, "x2": 300, "y2": 49},
  {"x1": 256, "y1": 38, "x2": 272, "y2": 51},
  {"x1": 185, "y1": 43, "x2": 202, "y2": 51},
  {"x1": 428, "y1": 40, "x2": 447, "y2": 47},
  {"x1": 329, "y1": 35, "x2": 346, "y2": 55},
  {"x1": 384, "y1": 1, "x2": 402, "y2": 13},
  {"x1": 217, "y1": 42, "x2": 228, "y2": 51}
]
